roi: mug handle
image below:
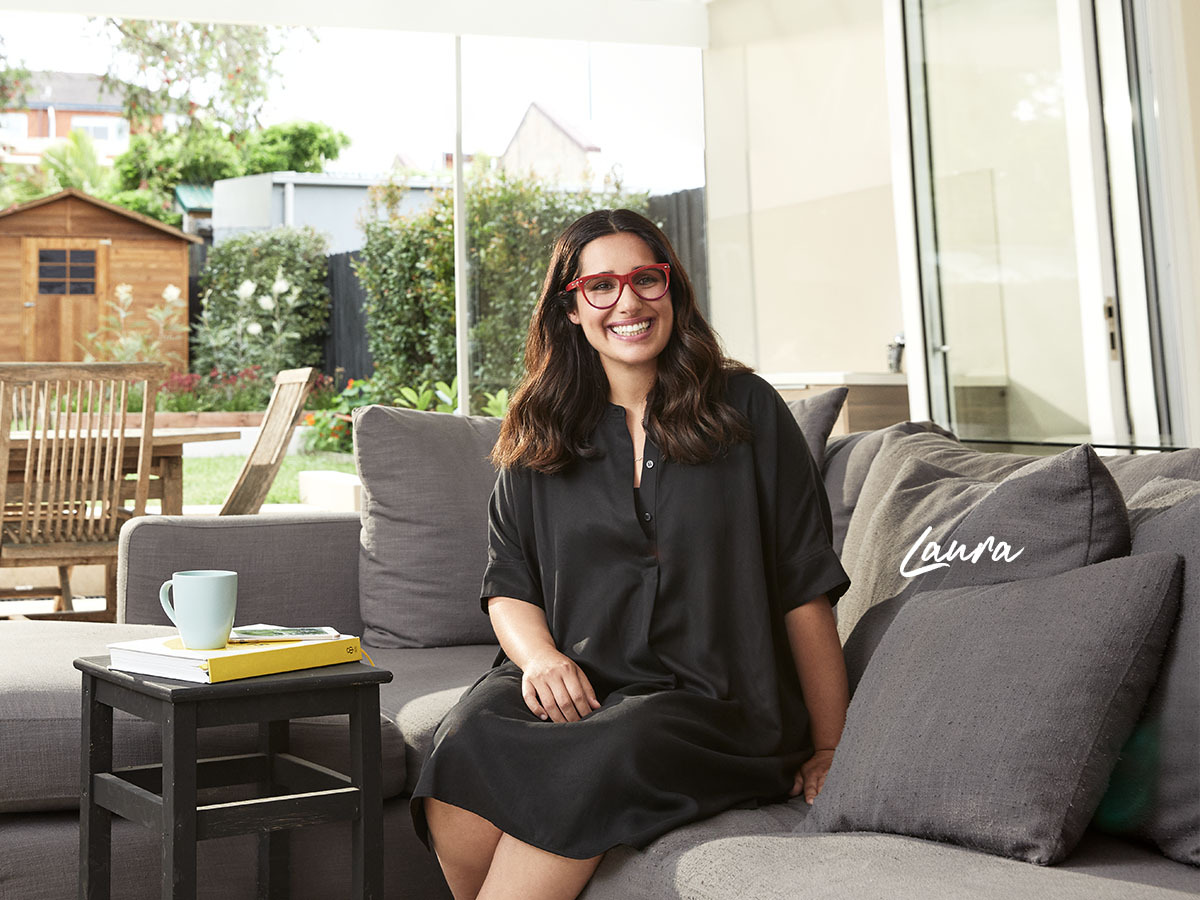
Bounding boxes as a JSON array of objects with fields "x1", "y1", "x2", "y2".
[{"x1": 159, "y1": 580, "x2": 178, "y2": 625}]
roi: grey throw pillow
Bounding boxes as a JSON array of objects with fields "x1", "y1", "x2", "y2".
[
  {"x1": 355, "y1": 405, "x2": 501, "y2": 648},
  {"x1": 1094, "y1": 491, "x2": 1200, "y2": 865},
  {"x1": 786, "y1": 387, "x2": 848, "y2": 473},
  {"x1": 821, "y1": 421, "x2": 958, "y2": 556},
  {"x1": 840, "y1": 444, "x2": 1130, "y2": 671},
  {"x1": 1103, "y1": 447, "x2": 1200, "y2": 498},
  {"x1": 805, "y1": 552, "x2": 1184, "y2": 865}
]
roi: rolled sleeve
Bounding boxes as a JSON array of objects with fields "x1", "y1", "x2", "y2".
[{"x1": 480, "y1": 465, "x2": 543, "y2": 613}]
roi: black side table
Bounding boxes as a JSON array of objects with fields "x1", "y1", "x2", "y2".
[{"x1": 74, "y1": 656, "x2": 393, "y2": 900}]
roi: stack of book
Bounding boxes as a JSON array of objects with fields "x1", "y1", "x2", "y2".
[{"x1": 107, "y1": 624, "x2": 362, "y2": 683}]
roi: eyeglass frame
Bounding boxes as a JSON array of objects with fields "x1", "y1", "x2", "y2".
[{"x1": 565, "y1": 263, "x2": 672, "y2": 309}]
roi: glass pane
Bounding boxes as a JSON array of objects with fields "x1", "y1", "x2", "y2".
[
  {"x1": 70, "y1": 249, "x2": 96, "y2": 263},
  {"x1": 69, "y1": 265, "x2": 95, "y2": 279},
  {"x1": 39, "y1": 281, "x2": 66, "y2": 294},
  {"x1": 38, "y1": 249, "x2": 67, "y2": 263},
  {"x1": 68, "y1": 281, "x2": 95, "y2": 295},
  {"x1": 461, "y1": 35, "x2": 706, "y2": 413},
  {"x1": 920, "y1": 0, "x2": 1091, "y2": 444},
  {"x1": 38, "y1": 264, "x2": 67, "y2": 278}
]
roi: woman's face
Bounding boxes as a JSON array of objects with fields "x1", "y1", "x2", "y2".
[{"x1": 566, "y1": 232, "x2": 675, "y2": 384}]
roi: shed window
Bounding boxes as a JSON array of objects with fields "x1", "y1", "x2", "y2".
[{"x1": 38, "y1": 249, "x2": 95, "y2": 295}]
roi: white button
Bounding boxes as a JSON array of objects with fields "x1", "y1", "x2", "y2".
[{"x1": 645, "y1": 460, "x2": 654, "y2": 469}]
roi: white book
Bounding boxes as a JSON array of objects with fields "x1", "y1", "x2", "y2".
[{"x1": 228, "y1": 624, "x2": 343, "y2": 643}]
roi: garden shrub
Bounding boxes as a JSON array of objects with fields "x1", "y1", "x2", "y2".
[
  {"x1": 356, "y1": 169, "x2": 648, "y2": 410},
  {"x1": 193, "y1": 227, "x2": 331, "y2": 378}
]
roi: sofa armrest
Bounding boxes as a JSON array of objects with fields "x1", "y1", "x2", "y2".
[{"x1": 118, "y1": 513, "x2": 364, "y2": 636}]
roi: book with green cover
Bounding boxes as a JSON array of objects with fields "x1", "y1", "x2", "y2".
[{"x1": 107, "y1": 634, "x2": 362, "y2": 683}]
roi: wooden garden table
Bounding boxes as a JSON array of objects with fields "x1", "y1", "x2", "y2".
[{"x1": 6, "y1": 427, "x2": 240, "y2": 515}]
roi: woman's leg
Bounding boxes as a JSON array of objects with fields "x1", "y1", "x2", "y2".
[
  {"x1": 425, "y1": 797, "x2": 503, "y2": 900},
  {"x1": 477, "y1": 833, "x2": 604, "y2": 900}
]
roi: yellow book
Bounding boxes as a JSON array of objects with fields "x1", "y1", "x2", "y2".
[{"x1": 107, "y1": 634, "x2": 362, "y2": 683}]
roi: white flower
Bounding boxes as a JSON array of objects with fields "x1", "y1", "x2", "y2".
[
  {"x1": 236, "y1": 280, "x2": 257, "y2": 301},
  {"x1": 161, "y1": 283, "x2": 182, "y2": 303},
  {"x1": 246, "y1": 322, "x2": 263, "y2": 336},
  {"x1": 257, "y1": 295, "x2": 276, "y2": 312},
  {"x1": 115, "y1": 283, "x2": 133, "y2": 303},
  {"x1": 271, "y1": 272, "x2": 290, "y2": 296}
]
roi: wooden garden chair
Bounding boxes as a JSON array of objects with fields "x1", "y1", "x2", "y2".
[
  {"x1": 0, "y1": 362, "x2": 165, "y2": 622},
  {"x1": 219, "y1": 367, "x2": 320, "y2": 516}
]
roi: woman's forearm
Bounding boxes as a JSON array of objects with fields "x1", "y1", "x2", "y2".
[
  {"x1": 487, "y1": 596, "x2": 559, "y2": 669},
  {"x1": 784, "y1": 595, "x2": 849, "y2": 751}
]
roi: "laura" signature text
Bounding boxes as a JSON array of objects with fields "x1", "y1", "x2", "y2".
[{"x1": 900, "y1": 525, "x2": 1025, "y2": 578}]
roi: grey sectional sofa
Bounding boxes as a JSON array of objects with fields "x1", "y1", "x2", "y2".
[{"x1": 1, "y1": 403, "x2": 1198, "y2": 900}]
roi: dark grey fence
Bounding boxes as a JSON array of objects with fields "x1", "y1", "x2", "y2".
[
  {"x1": 324, "y1": 251, "x2": 374, "y2": 386},
  {"x1": 649, "y1": 187, "x2": 708, "y2": 318}
]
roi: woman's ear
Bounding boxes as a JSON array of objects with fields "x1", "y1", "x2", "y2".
[{"x1": 567, "y1": 308, "x2": 581, "y2": 325}]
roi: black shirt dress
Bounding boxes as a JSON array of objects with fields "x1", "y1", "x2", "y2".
[{"x1": 409, "y1": 372, "x2": 850, "y2": 859}]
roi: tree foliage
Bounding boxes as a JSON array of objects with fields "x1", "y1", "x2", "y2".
[
  {"x1": 98, "y1": 19, "x2": 288, "y2": 131},
  {"x1": 356, "y1": 168, "x2": 649, "y2": 408},
  {"x1": 242, "y1": 122, "x2": 351, "y2": 175},
  {"x1": 0, "y1": 36, "x2": 30, "y2": 111}
]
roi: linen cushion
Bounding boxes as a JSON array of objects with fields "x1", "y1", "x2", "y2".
[
  {"x1": 1094, "y1": 489, "x2": 1200, "y2": 864},
  {"x1": 355, "y1": 405, "x2": 501, "y2": 647},
  {"x1": 1103, "y1": 447, "x2": 1200, "y2": 498},
  {"x1": 0, "y1": 621, "x2": 408, "y2": 813},
  {"x1": 785, "y1": 387, "x2": 848, "y2": 473},
  {"x1": 837, "y1": 443, "x2": 1130, "y2": 647},
  {"x1": 820, "y1": 421, "x2": 957, "y2": 556},
  {"x1": 805, "y1": 552, "x2": 1184, "y2": 865}
]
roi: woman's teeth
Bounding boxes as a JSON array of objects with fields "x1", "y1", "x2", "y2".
[{"x1": 610, "y1": 321, "x2": 651, "y2": 336}]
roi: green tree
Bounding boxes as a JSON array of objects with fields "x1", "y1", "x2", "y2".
[
  {"x1": 0, "y1": 37, "x2": 30, "y2": 110},
  {"x1": 97, "y1": 19, "x2": 290, "y2": 131},
  {"x1": 243, "y1": 122, "x2": 351, "y2": 174},
  {"x1": 40, "y1": 131, "x2": 116, "y2": 196}
]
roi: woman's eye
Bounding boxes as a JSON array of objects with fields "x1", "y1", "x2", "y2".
[{"x1": 589, "y1": 279, "x2": 616, "y2": 292}]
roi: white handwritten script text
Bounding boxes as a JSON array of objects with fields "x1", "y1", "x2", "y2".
[{"x1": 900, "y1": 525, "x2": 1025, "y2": 578}]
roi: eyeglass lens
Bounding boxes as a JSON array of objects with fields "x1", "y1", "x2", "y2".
[{"x1": 582, "y1": 267, "x2": 669, "y2": 308}]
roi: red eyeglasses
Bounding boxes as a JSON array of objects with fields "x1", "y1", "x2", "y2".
[{"x1": 565, "y1": 264, "x2": 671, "y2": 309}]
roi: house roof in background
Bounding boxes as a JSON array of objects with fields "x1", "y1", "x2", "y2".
[
  {"x1": 18, "y1": 71, "x2": 125, "y2": 113},
  {"x1": 0, "y1": 188, "x2": 202, "y2": 243},
  {"x1": 504, "y1": 102, "x2": 601, "y2": 159},
  {"x1": 174, "y1": 184, "x2": 214, "y2": 212}
]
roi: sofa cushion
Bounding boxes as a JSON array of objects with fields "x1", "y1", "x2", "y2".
[
  {"x1": 369, "y1": 643, "x2": 501, "y2": 793},
  {"x1": 581, "y1": 828, "x2": 1200, "y2": 900},
  {"x1": 838, "y1": 443, "x2": 1131, "y2": 647},
  {"x1": 785, "y1": 387, "x2": 847, "y2": 473},
  {"x1": 805, "y1": 552, "x2": 1183, "y2": 865},
  {"x1": 0, "y1": 622, "x2": 408, "y2": 813},
  {"x1": 1103, "y1": 447, "x2": 1200, "y2": 498},
  {"x1": 1094, "y1": 489, "x2": 1200, "y2": 865},
  {"x1": 354, "y1": 405, "x2": 502, "y2": 648},
  {"x1": 1125, "y1": 475, "x2": 1200, "y2": 532},
  {"x1": 820, "y1": 421, "x2": 958, "y2": 556}
]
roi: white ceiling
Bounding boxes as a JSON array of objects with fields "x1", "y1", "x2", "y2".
[{"x1": 0, "y1": 0, "x2": 711, "y2": 47}]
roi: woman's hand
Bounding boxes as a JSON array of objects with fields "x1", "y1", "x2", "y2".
[
  {"x1": 521, "y1": 649, "x2": 602, "y2": 723},
  {"x1": 789, "y1": 748, "x2": 835, "y2": 804}
]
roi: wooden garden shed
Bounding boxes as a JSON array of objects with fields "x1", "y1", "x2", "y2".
[{"x1": 0, "y1": 188, "x2": 198, "y2": 369}]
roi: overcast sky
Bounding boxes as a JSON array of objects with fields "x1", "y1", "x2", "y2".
[{"x1": 0, "y1": 11, "x2": 706, "y2": 192}]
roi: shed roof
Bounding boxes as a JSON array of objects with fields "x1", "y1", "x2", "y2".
[
  {"x1": 0, "y1": 188, "x2": 202, "y2": 244},
  {"x1": 174, "y1": 184, "x2": 214, "y2": 212}
]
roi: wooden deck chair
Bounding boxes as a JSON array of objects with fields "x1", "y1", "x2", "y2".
[
  {"x1": 219, "y1": 367, "x2": 320, "y2": 516},
  {"x1": 0, "y1": 362, "x2": 165, "y2": 622}
]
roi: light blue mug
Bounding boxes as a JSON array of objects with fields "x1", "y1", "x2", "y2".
[{"x1": 159, "y1": 570, "x2": 238, "y2": 650}]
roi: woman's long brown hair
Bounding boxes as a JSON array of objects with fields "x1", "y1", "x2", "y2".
[{"x1": 492, "y1": 209, "x2": 752, "y2": 473}]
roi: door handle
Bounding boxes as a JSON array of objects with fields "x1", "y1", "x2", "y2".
[{"x1": 23, "y1": 302, "x2": 34, "y2": 308}]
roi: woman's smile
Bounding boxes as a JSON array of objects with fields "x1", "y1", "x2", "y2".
[{"x1": 607, "y1": 316, "x2": 655, "y2": 339}]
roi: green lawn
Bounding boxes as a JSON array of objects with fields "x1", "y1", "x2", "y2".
[{"x1": 183, "y1": 452, "x2": 357, "y2": 506}]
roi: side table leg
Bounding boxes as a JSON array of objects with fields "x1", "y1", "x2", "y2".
[
  {"x1": 79, "y1": 673, "x2": 113, "y2": 900},
  {"x1": 162, "y1": 702, "x2": 198, "y2": 900},
  {"x1": 350, "y1": 685, "x2": 384, "y2": 899},
  {"x1": 257, "y1": 720, "x2": 290, "y2": 900}
]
